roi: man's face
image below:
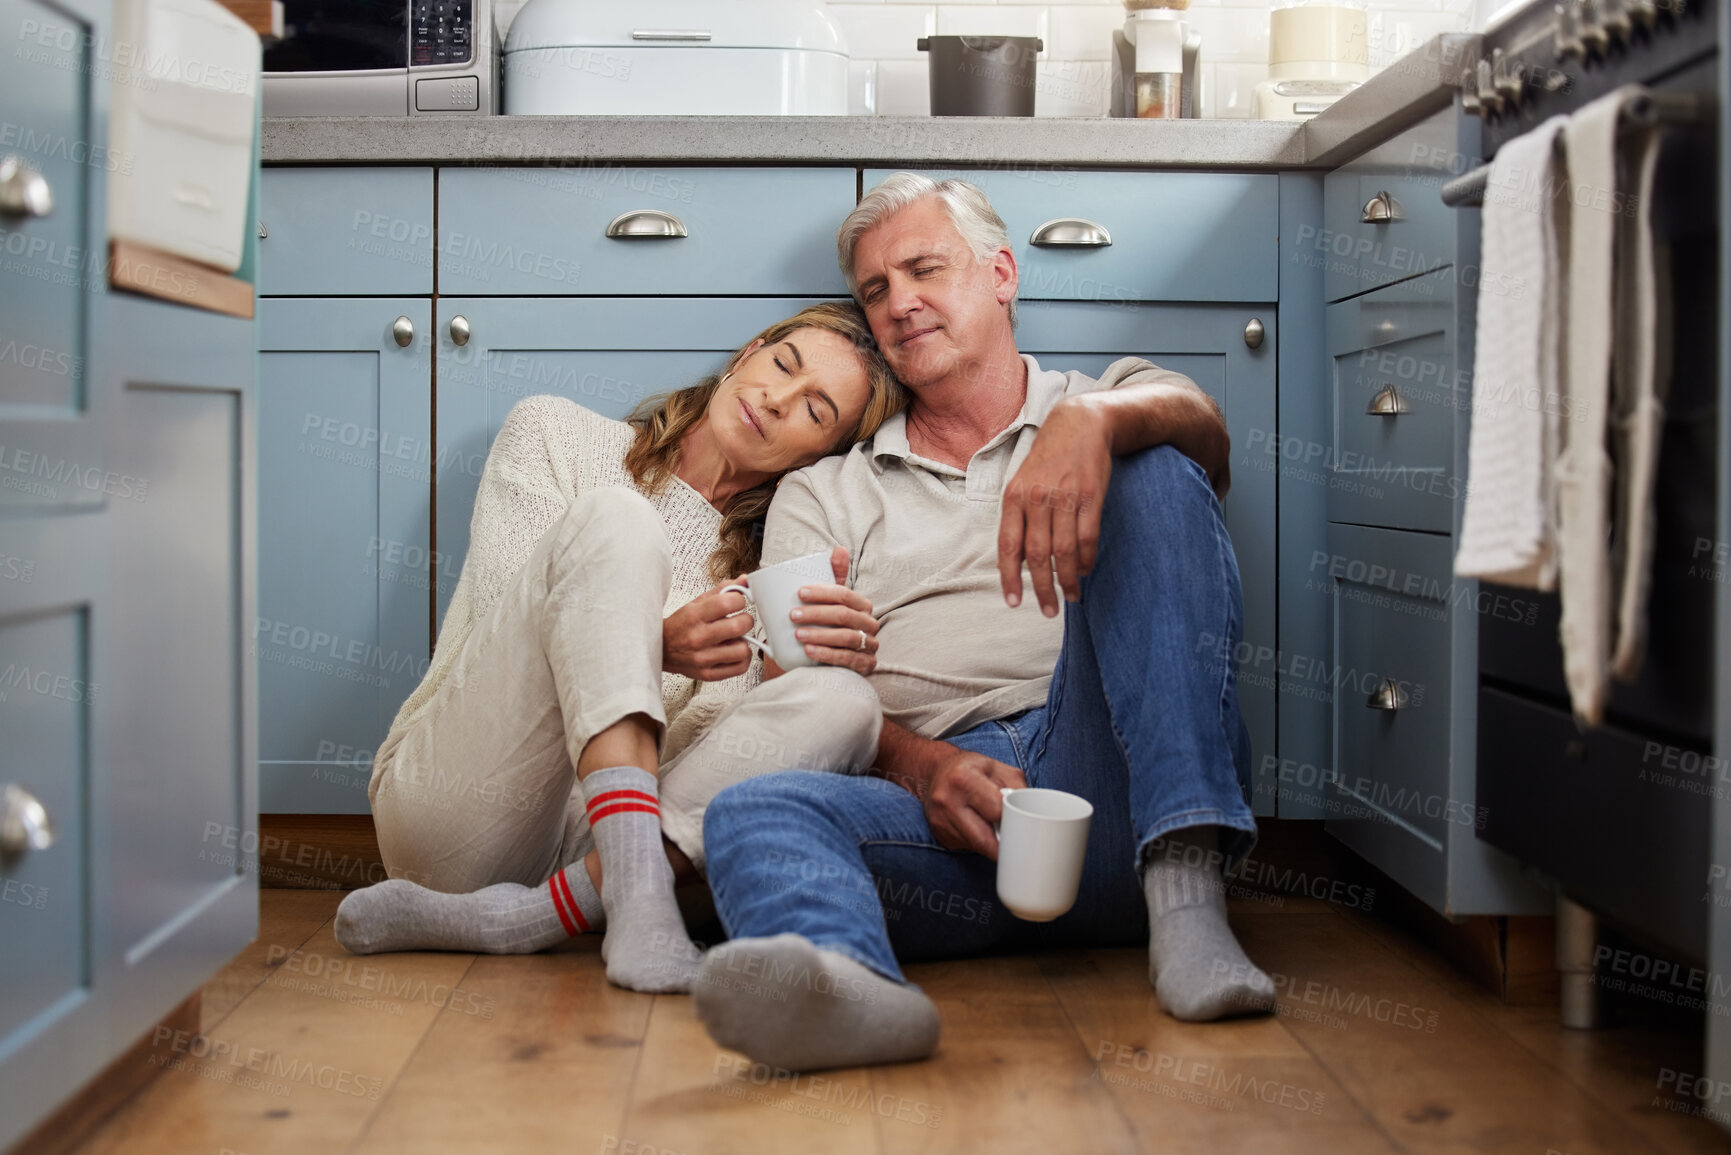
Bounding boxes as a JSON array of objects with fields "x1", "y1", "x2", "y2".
[{"x1": 851, "y1": 197, "x2": 1016, "y2": 391}]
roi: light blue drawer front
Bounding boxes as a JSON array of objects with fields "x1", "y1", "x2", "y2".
[
  {"x1": 434, "y1": 297, "x2": 839, "y2": 630},
  {"x1": 258, "y1": 299, "x2": 432, "y2": 813},
  {"x1": 1016, "y1": 300, "x2": 1277, "y2": 806},
  {"x1": 438, "y1": 167, "x2": 855, "y2": 296},
  {"x1": 1319, "y1": 106, "x2": 1478, "y2": 303},
  {"x1": 0, "y1": 516, "x2": 96, "y2": 1059},
  {"x1": 1325, "y1": 268, "x2": 1458, "y2": 533},
  {"x1": 0, "y1": 0, "x2": 93, "y2": 418},
  {"x1": 259, "y1": 168, "x2": 435, "y2": 296},
  {"x1": 1323, "y1": 523, "x2": 1455, "y2": 903},
  {"x1": 865, "y1": 169, "x2": 1278, "y2": 303}
]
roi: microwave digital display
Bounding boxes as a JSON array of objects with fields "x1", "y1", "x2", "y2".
[{"x1": 264, "y1": 0, "x2": 474, "y2": 72}]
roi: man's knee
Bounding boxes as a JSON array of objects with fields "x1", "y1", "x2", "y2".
[
  {"x1": 757, "y1": 667, "x2": 881, "y2": 772},
  {"x1": 1115, "y1": 444, "x2": 1210, "y2": 496}
]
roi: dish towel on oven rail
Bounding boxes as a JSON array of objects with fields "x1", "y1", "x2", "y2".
[{"x1": 1454, "y1": 114, "x2": 1569, "y2": 589}]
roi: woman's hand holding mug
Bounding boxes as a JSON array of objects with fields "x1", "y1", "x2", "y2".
[
  {"x1": 662, "y1": 581, "x2": 758, "y2": 682},
  {"x1": 728, "y1": 547, "x2": 881, "y2": 678},
  {"x1": 664, "y1": 548, "x2": 880, "y2": 681}
]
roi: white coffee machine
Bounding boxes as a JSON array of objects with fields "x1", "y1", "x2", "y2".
[
  {"x1": 1251, "y1": 0, "x2": 1369, "y2": 120},
  {"x1": 1109, "y1": 3, "x2": 1202, "y2": 118}
]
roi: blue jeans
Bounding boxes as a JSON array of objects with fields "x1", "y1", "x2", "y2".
[{"x1": 703, "y1": 446, "x2": 1256, "y2": 982}]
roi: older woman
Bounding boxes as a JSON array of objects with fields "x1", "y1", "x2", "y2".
[{"x1": 333, "y1": 302, "x2": 904, "y2": 992}]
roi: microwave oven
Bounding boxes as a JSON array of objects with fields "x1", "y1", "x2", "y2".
[{"x1": 263, "y1": 0, "x2": 498, "y2": 116}]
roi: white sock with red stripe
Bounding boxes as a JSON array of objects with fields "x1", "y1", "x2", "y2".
[
  {"x1": 582, "y1": 764, "x2": 700, "y2": 992},
  {"x1": 333, "y1": 862, "x2": 603, "y2": 957}
]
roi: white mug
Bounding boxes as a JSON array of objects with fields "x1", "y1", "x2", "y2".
[
  {"x1": 995, "y1": 786, "x2": 1093, "y2": 922},
  {"x1": 720, "y1": 551, "x2": 836, "y2": 671}
]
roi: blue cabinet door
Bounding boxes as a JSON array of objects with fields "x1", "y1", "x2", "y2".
[
  {"x1": 258, "y1": 299, "x2": 432, "y2": 813},
  {"x1": 93, "y1": 293, "x2": 262, "y2": 1076},
  {"x1": 432, "y1": 296, "x2": 838, "y2": 631},
  {"x1": 1015, "y1": 301, "x2": 1278, "y2": 814}
]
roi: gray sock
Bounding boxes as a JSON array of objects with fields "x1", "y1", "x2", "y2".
[
  {"x1": 1143, "y1": 825, "x2": 1276, "y2": 1021},
  {"x1": 334, "y1": 863, "x2": 604, "y2": 956},
  {"x1": 694, "y1": 934, "x2": 940, "y2": 1071},
  {"x1": 584, "y1": 765, "x2": 700, "y2": 992}
]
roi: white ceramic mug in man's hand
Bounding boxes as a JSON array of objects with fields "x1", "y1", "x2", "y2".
[
  {"x1": 720, "y1": 551, "x2": 836, "y2": 671},
  {"x1": 994, "y1": 786, "x2": 1093, "y2": 922}
]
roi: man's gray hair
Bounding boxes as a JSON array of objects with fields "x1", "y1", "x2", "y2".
[{"x1": 837, "y1": 172, "x2": 1018, "y2": 327}]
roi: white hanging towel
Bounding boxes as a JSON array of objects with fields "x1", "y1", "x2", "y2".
[
  {"x1": 1556, "y1": 86, "x2": 1656, "y2": 726},
  {"x1": 1608, "y1": 100, "x2": 1667, "y2": 682},
  {"x1": 1455, "y1": 115, "x2": 1570, "y2": 589}
]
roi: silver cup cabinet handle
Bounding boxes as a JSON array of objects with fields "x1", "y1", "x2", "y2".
[
  {"x1": 1028, "y1": 218, "x2": 1112, "y2": 247},
  {"x1": 1366, "y1": 384, "x2": 1412, "y2": 415},
  {"x1": 1360, "y1": 190, "x2": 1402, "y2": 224},
  {"x1": 1365, "y1": 679, "x2": 1410, "y2": 711},
  {"x1": 605, "y1": 210, "x2": 688, "y2": 239}
]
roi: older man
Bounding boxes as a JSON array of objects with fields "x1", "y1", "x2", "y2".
[{"x1": 692, "y1": 174, "x2": 1275, "y2": 1070}]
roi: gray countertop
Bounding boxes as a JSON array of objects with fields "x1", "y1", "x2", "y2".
[{"x1": 261, "y1": 33, "x2": 1479, "y2": 170}]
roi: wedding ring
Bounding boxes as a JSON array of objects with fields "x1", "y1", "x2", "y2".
[{"x1": 856, "y1": 629, "x2": 868, "y2": 651}]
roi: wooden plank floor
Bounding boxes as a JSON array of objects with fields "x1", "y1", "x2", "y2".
[{"x1": 59, "y1": 890, "x2": 1731, "y2": 1155}]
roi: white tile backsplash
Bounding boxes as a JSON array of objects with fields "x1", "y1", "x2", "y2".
[
  {"x1": 488, "y1": 0, "x2": 1485, "y2": 120},
  {"x1": 934, "y1": 4, "x2": 1051, "y2": 39}
]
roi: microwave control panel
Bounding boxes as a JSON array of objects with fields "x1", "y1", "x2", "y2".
[{"x1": 412, "y1": 0, "x2": 473, "y2": 66}]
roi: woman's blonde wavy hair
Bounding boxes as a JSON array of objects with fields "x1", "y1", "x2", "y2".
[{"x1": 623, "y1": 301, "x2": 905, "y2": 583}]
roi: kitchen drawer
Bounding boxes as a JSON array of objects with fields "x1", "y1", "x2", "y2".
[
  {"x1": 258, "y1": 167, "x2": 435, "y2": 296},
  {"x1": 865, "y1": 169, "x2": 1278, "y2": 303},
  {"x1": 1319, "y1": 105, "x2": 1478, "y2": 303},
  {"x1": 1325, "y1": 268, "x2": 1460, "y2": 533},
  {"x1": 1, "y1": 0, "x2": 94, "y2": 418},
  {"x1": 1477, "y1": 686, "x2": 1708, "y2": 962},
  {"x1": 0, "y1": 518, "x2": 95, "y2": 1054},
  {"x1": 1326, "y1": 523, "x2": 1455, "y2": 840},
  {"x1": 438, "y1": 167, "x2": 854, "y2": 296}
]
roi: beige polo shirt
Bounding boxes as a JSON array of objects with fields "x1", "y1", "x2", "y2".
[{"x1": 761, "y1": 353, "x2": 1197, "y2": 740}]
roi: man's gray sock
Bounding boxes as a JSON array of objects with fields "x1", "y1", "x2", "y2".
[
  {"x1": 334, "y1": 863, "x2": 604, "y2": 956},
  {"x1": 1143, "y1": 825, "x2": 1276, "y2": 1021},
  {"x1": 583, "y1": 765, "x2": 700, "y2": 992},
  {"x1": 694, "y1": 934, "x2": 940, "y2": 1071}
]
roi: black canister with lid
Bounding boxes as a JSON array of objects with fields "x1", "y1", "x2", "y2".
[{"x1": 918, "y1": 36, "x2": 1043, "y2": 116}]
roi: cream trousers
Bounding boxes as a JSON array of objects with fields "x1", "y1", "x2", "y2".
[{"x1": 369, "y1": 487, "x2": 881, "y2": 893}]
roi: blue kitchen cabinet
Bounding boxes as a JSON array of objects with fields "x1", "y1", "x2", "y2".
[
  {"x1": 1280, "y1": 105, "x2": 1545, "y2": 916},
  {"x1": 258, "y1": 167, "x2": 435, "y2": 296},
  {"x1": 1, "y1": 0, "x2": 262, "y2": 1126},
  {"x1": 432, "y1": 296, "x2": 837, "y2": 630},
  {"x1": 257, "y1": 299, "x2": 432, "y2": 813},
  {"x1": 1015, "y1": 301, "x2": 1279, "y2": 814}
]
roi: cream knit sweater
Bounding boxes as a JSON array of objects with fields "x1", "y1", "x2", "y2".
[{"x1": 378, "y1": 394, "x2": 762, "y2": 777}]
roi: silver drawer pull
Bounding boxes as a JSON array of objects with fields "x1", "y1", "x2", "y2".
[
  {"x1": 632, "y1": 28, "x2": 711, "y2": 40},
  {"x1": 1029, "y1": 218, "x2": 1112, "y2": 247},
  {"x1": 391, "y1": 316, "x2": 415, "y2": 347},
  {"x1": 1360, "y1": 190, "x2": 1401, "y2": 224},
  {"x1": 1366, "y1": 384, "x2": 1411, "y2": 415},
  {"x1": 1243, "y1": 317, "x2": 1265, "y2": 349},
  {"x1": 0, "y1": 155, "x2": 53, "y2": 218},
  {"x1": 449, "y1": 315, "x2": 471, "y2": 346},
  {"x1": 1365, "y1": 679, "x2": 1410, "y2": 711},
  {"x1": 257, "y1": 220, "x2": 269, "y2": 239},
  {"x1": 1, "y1": 784, "x2": 54, "y2": 861},
  {"x1": 606, "y1": 210, "x2": 689, "y2": 239}
]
